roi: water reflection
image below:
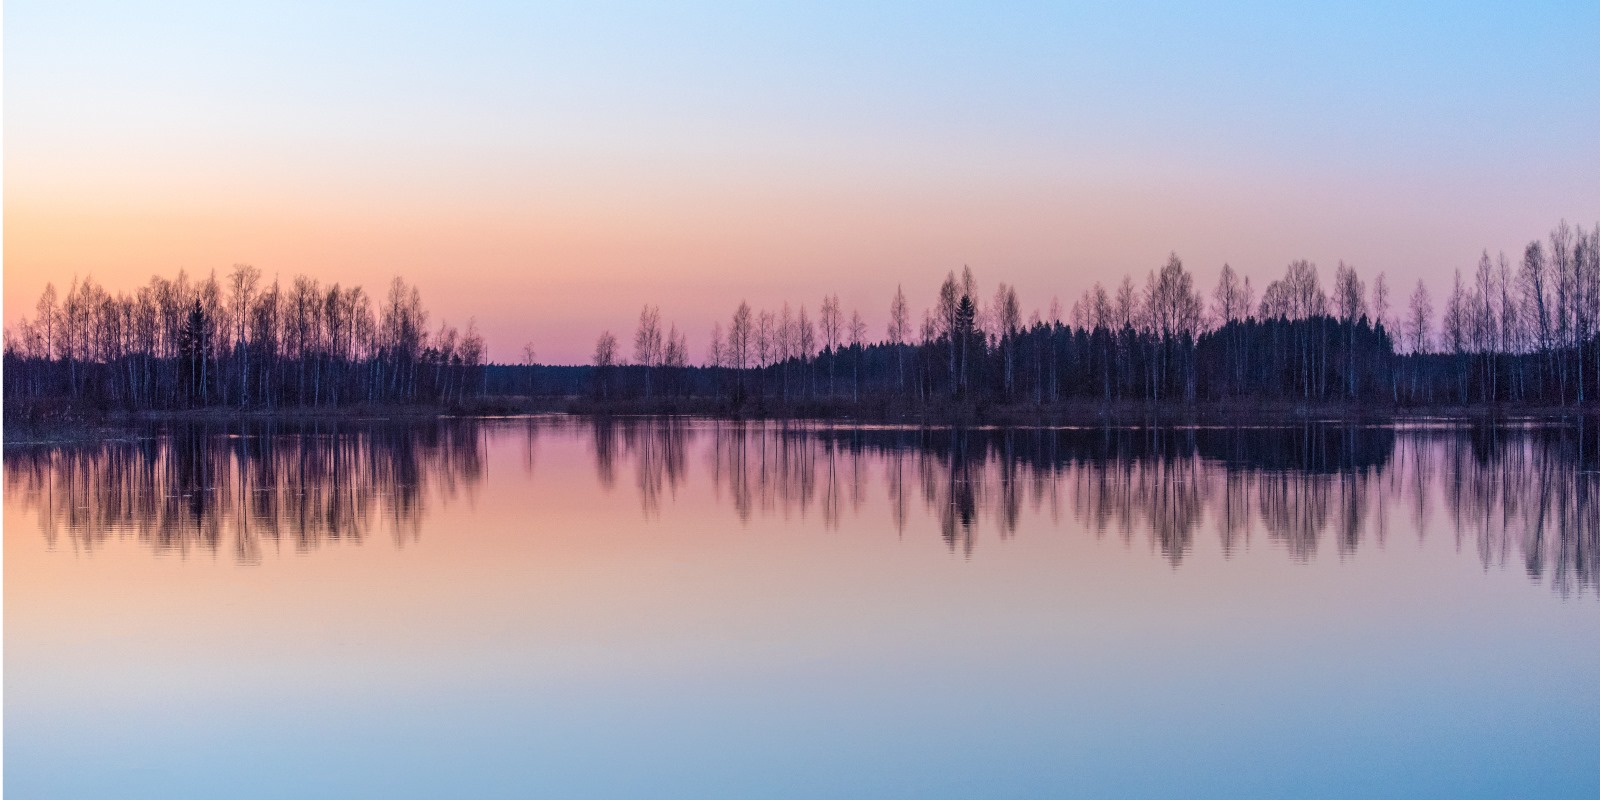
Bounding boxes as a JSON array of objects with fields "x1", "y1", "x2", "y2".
[
  {"x1": 690, "y1": 424, "x2": 1396, "y2": 562},
  {"x1": 575, "y1": 418, "x2": 1599, "y2": 594},
  {"x1": 5, "y1": 419, "x2": 485, "y2": 563},
  {"x1": 7, "y1": 416, "x2": 1600, "y2": 596}
]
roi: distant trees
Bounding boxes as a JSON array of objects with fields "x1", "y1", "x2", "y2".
[
  {"x1": 5, "y1": 270, "x2": 486, "y2": 413},
  {"x1": 1142, "y1": 253, "x2": 1204, "y2": 402},
  {"x1": 13, "y1": 218, "x2": 1600, "y2": 416},
  {"x1": 531, "y1": 217, "x2": 1600, "y2": 412}
]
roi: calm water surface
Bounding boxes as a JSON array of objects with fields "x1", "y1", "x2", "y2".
[{"x1": 6, "y1": 418, "x2": 1599, "y2": 799}]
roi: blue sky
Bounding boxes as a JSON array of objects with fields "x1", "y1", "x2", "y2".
[{"x1": 8, "y1": 1, "x2": 1598, "y2": 360}]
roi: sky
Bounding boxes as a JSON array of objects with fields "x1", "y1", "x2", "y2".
[{"x1": 7, "y1": 1, "x2": 1599, "y2": 363}]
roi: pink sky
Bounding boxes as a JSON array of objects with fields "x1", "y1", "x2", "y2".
[
  {"x1": 7, "y1": 2, "x2": 1597, "y2": 364},
  {"x1": 11, "y1": 162, "x2": 1591, "y2": 364}
]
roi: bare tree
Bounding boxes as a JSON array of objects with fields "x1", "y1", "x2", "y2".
[
  {"x1": 1288, "y1": 260, "x2": 1327, "y2": 319},
  {"x1": 226, "y1": 264, "x2": 260, "y2": 407},
  {"x1": 1473, "y1": 251, "x2": 1499, "y2": 401},
  {"x1": 1212, "y1": 263, "x2": 1244, "y2": 325},
  {"x1": 1577, "y1": 225, "x2": 1600, "y2": 403},
  {"x1": 634, "y1": 305, "x2": 662, "y2": 398},
  {"x1": 1370, "y1": 272, "x2": 1394, "y2": 400},
  {"x1": 888, "y1": 284, "x2": 909, "y2": 392},
  {"x1": 1371, "y1": 273, "x2": 1391, "y2": 330},
  {"x1": 461, "y1": 318, "x2": 486, "y2": 398},
  {"x1": 756, "y1": 310, "x2": 775, "y2": 369},
  {"x1": 1407, "y1": 279, "x2": 1432, "y2": 401},
  {"x1": 1444, "y1": 269, "x2": 1468, "y2": 402},
  {"x1": 937, "y1": 272, "x2": 960, "y2": 392},
  {"x1": 594, "y1": 331, "x2": 618, "y2": 365},
  {"x1": 593, "y1": 330, "x2": 619, "y2": 399},
  {"x1": 1519, "y1": 240, "x2": 1553, "y2": 398},
  {"x1": 993, "y1": 282, "x2": 1021, "y2": 397},
  {"x1": 707, "y1": 322, "x2": 725, "y2": 369},
  {"x1": 1114, "y1": 276, "x2": 1137, "y2": 331},
  {"x1": 1045, "y1": 295, "x2": 1063, "y2": 401},
  {"x1": 847, "y1": 309, "x2": 867, "y2": 401},
  {"x1": 1580, "y1": 224, "x2": 1593, "y2": 400},
  {"x1": 729, "y1": 302, "x2": 753, "y2": 371},
  {"x1": 820, "y1": 294, "x2": 841, "y2": 396},
  {"x1": 1552, "y1": 221, "x2": 1576, "y2": 399},
  {"x1": 663, "y1": 323, "x2": 687, "y2": 396},
  {"x1": 797, "y1": 305, "x2": 816, "y2": 396},
  {"x1": 35, "y1": 282, "x2": 58, "y2": 365},
  {"x1": 520, "y1": 341, "x2": 538, "y2": 394},
  {"x1": 1406, "y1": 281, "x2": 1433, "y2": 354},
  {"x1": 1333, "y1": 262, "x2": 1366, "y2": 323},
  {"x1": 777, "y1": 303, "x2": 796, "y2": 401},
  {"x1": 847, "y1": 310, "x2": 866, "y2": 349},
  {"x1": 1496, "y1": 253, "x2": 1523, "y2": 401},
  {"x1": 665, "y1": 325, "x2": 687, "y2": 367},
  {"x1": 1259, "y1": 259, "x2": 1327, "y2": 399},
  {"x1": 1141, "y1": 254, "x2": 1204, "y2": 402},
  {"x1": 1333, "y1": 262, "x2": 1365, "y2": 398}
]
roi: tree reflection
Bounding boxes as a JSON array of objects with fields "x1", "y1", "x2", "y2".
[
  {"x1": 681, "y1": 420, "x2": 1599, "y2": 595},
  {"x1": 10, "y1": 417, "x2": 1600, "y2": 596},
  {"x1": 6, "y1": 418, "x2": 486, "y2": 562}
]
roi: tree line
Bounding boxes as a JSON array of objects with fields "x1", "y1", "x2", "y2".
[
  {"x1": 4, "y1": 265, "x2": 486, "y2": 414},
  {"x1": 10, "y1": 218, "x2": 1600, "y2": 415},
  {"x1": 582, "y1": 219, "x2": 1600, "y2": 410}
]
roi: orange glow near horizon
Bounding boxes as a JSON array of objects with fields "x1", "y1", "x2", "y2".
[
  {"x1": 7, "y1": 2, "x2": 1597, "y2": 363},
  {"x1": 13, "y1": 170, "x2": 1586, "y2": 365}
]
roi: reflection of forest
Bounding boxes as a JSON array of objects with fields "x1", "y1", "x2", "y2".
[
  {"x1": 5, "y1": 419, "x2": 485, "y2": 563},
  {"x1": 9, "y1": 418, "x2": 1600, "y2": 595},
  {"x1": 628, "y1": 419, "x2": 1600, "y2": 595}
]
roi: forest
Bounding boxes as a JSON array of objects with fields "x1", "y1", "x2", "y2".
[
  {"x1": 561, "y1": 218, "x2": 1600, "y2": 412},
  {"x1": 3, "y1": 267, "x2": 485, "y2": 415},
  {"x1": 6, "y1": 219, "x2": 1600, "y2": 417}
]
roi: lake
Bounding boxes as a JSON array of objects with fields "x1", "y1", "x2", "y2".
[{"x1": 5, "y1": 417, "x2": 1599, "y2": 799}]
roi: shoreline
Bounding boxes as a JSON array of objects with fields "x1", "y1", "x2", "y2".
[{"x1": 8, "y1": 397, "x2": 1600, "y2": 447}]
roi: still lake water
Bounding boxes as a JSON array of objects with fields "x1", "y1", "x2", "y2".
[{"x1": 6, "y1": 417, "x2": 1599, "y2": 799}]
